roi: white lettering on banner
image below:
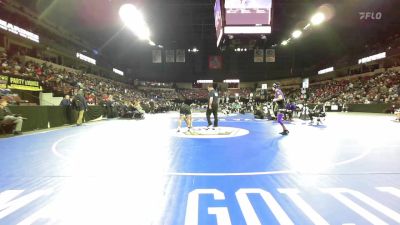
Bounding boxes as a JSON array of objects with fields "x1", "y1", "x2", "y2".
[
  {"x1": 185, "y1": 189, "x2": 231, "y2": 225},
  {"x1": 7, "y1": 23, "x2": 18, "y2": 34},
  {"x1": 278, "y1": 188, "x2": 329, "y2": 225},
  {"x1": 0, "y1": 19, "x2": 7, "y2": 30},
  {"x1": 322, "y1": 188, "x2": 400, "y2": 224},
  {"x1": 0, "y1": 19, "x2": 39, "y2": 43},
  {"x1": 76, "y1": 53, "x2": 96, "y2": 65},
  {"x1": 0, "y1": 189, "x2": 53, "y2": 220},
  {"x1": 236, "y1": 189, "x2": 294, "y2": 225},
  {"x1": 377, "y1": 187, "x2": 400, "y2": 198}
]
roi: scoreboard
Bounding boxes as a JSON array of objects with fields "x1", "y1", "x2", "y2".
[{"x1": 214, "y1": 0, "x2": 272, "y2": 46}]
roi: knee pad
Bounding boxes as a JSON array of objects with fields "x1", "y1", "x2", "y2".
[{"x1": 277, "y1": 113, "x2": 284, "y2": 123}]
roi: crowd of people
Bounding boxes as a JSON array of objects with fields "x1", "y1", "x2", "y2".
[{"x1": 2, "y1": 46, "x2": 400, "y2": 135}]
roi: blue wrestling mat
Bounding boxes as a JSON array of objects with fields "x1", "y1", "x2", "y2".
[{"x1": 0, "y1": 112, "x2": 399, "y2": 225}]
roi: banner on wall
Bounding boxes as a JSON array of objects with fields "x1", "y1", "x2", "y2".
[
  {"x1": 152, "y1": 50, "x2": 162, "y2": 63},
  {"x1": 0, "y1": 75, "x2": 7, "y2": 89},
  {"x1": 166, "y1": 50, "x2": 175, "y2": 63},
  {"x1": 208, "y1": 56, "x2": 223, "y2": 69},
  {"x1": 254, "y1": 49, "x2": 264, "y2": 62},
  {"x1": 265, "y1": 49, "x2": 275, "y2": 62},
  {"x1": 176, "y1": 49, "x2": 185, "y2": 63},
  {"x1": 0, "y1": 74, "x2": 43, "y2": 91}
]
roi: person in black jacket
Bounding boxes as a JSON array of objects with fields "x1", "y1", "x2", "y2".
[
  {"x1": 60, "y1": 95, "x2": 72, "y2": 124},
  {"x1": 72, "y1": 90, "x2": 88, "y2": 126},
  {"x1": 206, "y1": 83, "x2": 219, "y2": 129}
]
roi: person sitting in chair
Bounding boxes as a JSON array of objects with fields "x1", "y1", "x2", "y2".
[
  {"x1": 309, "y1": 102, "x2": 326, "y2": 125},
  {"x1": 0, "y1": 99, "x2": 23, "y2": 135}
]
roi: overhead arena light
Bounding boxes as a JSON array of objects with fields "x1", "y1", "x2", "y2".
[
  {"x1": 188, "y1": 48, "x2": 199, "y2": 53},
  {"x1": 119, "y1": 4, "x2": 151, "y2": 41},
  {"x1": 318, "y1": 67, "x2": 334, "y2": 75},
  {"x1": 281, "y1": 40, "x2": 288, "y2": 46},
  {"x1": 149, "y1": 40, "x2": 156, "y2": 46},
  {"x1": 311, "y1": 12, "x2": 326, "y2": 26},
  {"x1": 292, "y1": 30, "x2": 302, "y2": 39}
]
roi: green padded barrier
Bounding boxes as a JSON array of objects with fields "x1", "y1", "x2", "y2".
[
  {"x1": 8, "y1": 106, "x2": 48, "y2": 132},
  {"x1": 6, "y1": 106, "x2": 103, "y2": 132}
]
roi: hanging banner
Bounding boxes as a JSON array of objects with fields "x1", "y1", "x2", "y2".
[
  {"x1": 265, "y1": 49, "x2": 275, "y2": 62},
  {"x1": 152, "y1": 50, "x2": 162, "y2": 63},
  {"x1": 176, "y1": 49, "x2": 185, "y2": 63},
  {"x1": 166, "y1": 50, "x2": 175, "y2": 63},
  {"x1": 0, "y1": 75, "x2": 7, "y2": 89},
  {"x1": 0, "y1": 74, "x2": 43, "y2": 91},
  {"x1": 208, "y1": 56, "x2": 223, "y2": 69},
  {"x1": 254, "y1": 49, "x2": 264, "y2": 63}
]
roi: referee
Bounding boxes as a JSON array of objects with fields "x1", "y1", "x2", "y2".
[{"x1": 206, "y1": 83, "x2": 219, "y2": 129}]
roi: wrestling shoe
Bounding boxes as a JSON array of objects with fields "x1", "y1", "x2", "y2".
[
  {"x1": 280, "y1": 130, "x2": 289, "y2": 135},
  {"x1": 13, "y1": 131, "x2": 23, "y2": 135},
  {"x1": 206, "y1": 125, "x2": 213, "y2": 130}
]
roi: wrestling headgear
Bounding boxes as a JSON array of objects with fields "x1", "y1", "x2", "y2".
[{"x1": 272, "y1": 83, "x2": 280, "y2": 88}]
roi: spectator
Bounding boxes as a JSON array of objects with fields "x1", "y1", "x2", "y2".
[
  {"x1": 72, "y1": 90, "x2": 87, "y2": 126},
  {"x1": 0, "y1": 99, "x2": 23, "y2": 135},
  {"x1": 60, "y1": 95, "x2": 72, "y2": 124}
]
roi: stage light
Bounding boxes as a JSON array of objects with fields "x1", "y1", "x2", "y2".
[
  {"x1": 149, "y1": 40, "x2": 156, "y2": 46},
  {"x1": 119, "y1": 4, "x2": 151, "y2": 41},
  {"x1": 158, "y1": 45, "x2": 163, "y2": 48},
  {"x1": 292, "y1": 30, "x2": 302, "y2": 39},
  {"x1": 193, "y1": 48, "x2": 199, "y2": 52},
  {"x1": 311, "y1": 12, "x2": 325, "y2": 25},
  {"x1": 281, "y1": 40, "x2": 288, "y2": 46}
]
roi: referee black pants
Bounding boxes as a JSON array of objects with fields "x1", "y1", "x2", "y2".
[{"x1": 206, "y1": 106, "x2": 218, "y2": 127}]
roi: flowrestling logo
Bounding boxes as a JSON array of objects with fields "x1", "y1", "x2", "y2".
[{"x1": 359, "y1": 12, "x2": 382, "y2": 20}]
